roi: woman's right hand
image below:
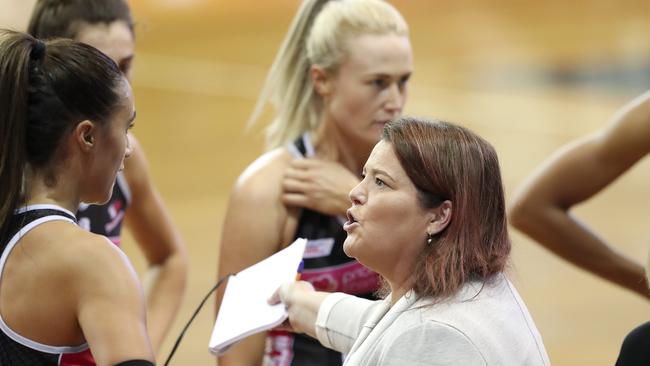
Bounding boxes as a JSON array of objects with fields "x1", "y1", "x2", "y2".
[
  {"x1": 282, "y1": 158, "x2": 360, "y2": 216},
  {"x1": 269, "y1": 280, "x2": 328, "y2": 337}
]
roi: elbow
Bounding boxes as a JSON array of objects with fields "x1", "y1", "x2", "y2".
[
  {"x1": 507, "y1": 192, "x2": 541, "y2": 234},
  {"x1": 156, "y1": 240, "x2": 189, "y2": 288},
  {"x1": 171, "y1": 243, "x2": 189, "y2": 283}
]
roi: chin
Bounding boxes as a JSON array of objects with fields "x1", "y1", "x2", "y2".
[
  {"x1": 87, "y1": 184, "x2": 115, "y2": 205},
  {"x1": 342, "y1": 238, "x2": 358, "y2": 259}
]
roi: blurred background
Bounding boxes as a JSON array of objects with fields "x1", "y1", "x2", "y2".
[{"x1": 2, "y1": 0, "x2": 650, "y2": 364}]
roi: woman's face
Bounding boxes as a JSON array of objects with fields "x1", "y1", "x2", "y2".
[
  {"x1": 82, "y1": 79, "x2": 135, "y2": 204},
  {"x1": 317, "y1": 33, "x2": 413, "y2": 147},
  {"x1": 343, "y1": 140, "x2": 430, "y2": 284},
  {"x1": 75, "y1": 20, "x2": 135, "y2": 80}
]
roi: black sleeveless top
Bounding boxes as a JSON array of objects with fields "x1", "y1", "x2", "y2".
[
  {"x1": 0, "y1": 205, "x2": 95, "y2": 365},
  {"x1": 265, "y1": 134, "x2": 380, "y2": 366}
]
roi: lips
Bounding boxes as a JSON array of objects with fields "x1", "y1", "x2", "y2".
[
  {"x1": 346, "y1": 209, "x2": 357, "y2": 223},
  {"x1": 344, "y1": 209, "x2": 359, "y2": 232}
]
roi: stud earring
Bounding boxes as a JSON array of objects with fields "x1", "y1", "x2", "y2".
[{"x1": 427, "y1": 233, "x2": 433, "y2": 245}]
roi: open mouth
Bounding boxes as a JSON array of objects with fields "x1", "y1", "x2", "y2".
[{"x1": 346, "y1": 209, "x2": 358, "y2": 224}]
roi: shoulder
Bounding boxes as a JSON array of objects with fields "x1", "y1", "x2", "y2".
[
  {"x1": 593, "y1": 90, "x2": 650, "y2": 156},
  {"x1": 408, "y1": 279, "x2": 549, "y2": 365},
  {"x1": 378, "y1": 321, "x2": 486, "y2": 365},
  {"x1": 19, "y1": 220, "x2": 140, "y2": 300},
  {"x1": 219, "y1": 147, "x2": 298, "y2": 249},
  {"x1": 49, "y1": 223, "x2": 139, "y2": 289},
  {"x1": 229, "y1": 147, "x2": 294, "y2": 204}
]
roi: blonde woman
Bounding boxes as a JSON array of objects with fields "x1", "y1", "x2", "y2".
[{"x1": 217, "y1": 1, "x2": 413, "y2": 365}]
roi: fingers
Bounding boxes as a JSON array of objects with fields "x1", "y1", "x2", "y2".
[
  {"x1": 289, "y1": 158, "x2": 318, "y2": 170},
  {"x1": 284, "y1": 167, "x2": 310, "y2": 183},
  {"x1": 267, "y1": 287, "x2": 282, "y2": 305},
  {"x1": 282, "y1": 193, "x2": 309, "y2": 208},
  {"x1": 282, "y1": 177, "x2": 309, "y2": 193}
]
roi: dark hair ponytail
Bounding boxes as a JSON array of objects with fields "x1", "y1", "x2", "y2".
[
  {"x1": 0, "y1": 30, "x2": 123, "y2": 239},
  {"x1": 0, "y1": 33, "x2": 32, "y2": 240}
]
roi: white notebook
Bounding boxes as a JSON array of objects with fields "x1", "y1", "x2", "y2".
[{"x1": 209, "y1": 238, "x2": 307, "y2": 355}]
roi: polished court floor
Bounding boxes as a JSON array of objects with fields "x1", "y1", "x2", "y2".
[{"x1": 3, "y1": 0, "x2": 650, "y2": 364}]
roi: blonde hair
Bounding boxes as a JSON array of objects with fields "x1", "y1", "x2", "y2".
[{"x1": 249, "y1": 0, "x2": 409, "y2": 150}]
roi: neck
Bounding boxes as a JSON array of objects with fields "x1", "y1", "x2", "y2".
[
  {"x1": 23, "y1": 167, "x2": 80, "y2": 214},
  {"x1": 313, "y1": 117, "x2": 375, "y2": 176},
  {"x1": 387, "y1": 278, "x2": 413, "y2": 306}
]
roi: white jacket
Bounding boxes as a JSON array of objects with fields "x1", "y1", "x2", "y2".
[{"x1": 314, "y1": 274, "x2": 550, "y2": 366}]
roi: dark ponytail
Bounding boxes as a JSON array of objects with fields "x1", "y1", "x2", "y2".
[
  {"x1": 0, "y1": 33, "x2": 32, "y2": 240},
  {"x1": 0, "y1": 30, "x2": 123, "y2": 239}
]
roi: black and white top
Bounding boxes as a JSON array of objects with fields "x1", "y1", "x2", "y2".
[
  {"x1": 0, "y1": 205, "x2": 95, "y2": 365},
  {"x1": 265, "y1": 134, "x2": 380, "y2": 366}
]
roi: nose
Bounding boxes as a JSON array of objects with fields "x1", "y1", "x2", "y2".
[
  {"x1": 384, "y1": 83, "x2": 405, "y2": 118},
  {"x1": 348, "y1": 179, "x2": 367, "y2": 206},
  {"x1": 125, "y1": 134, "x2": 133, "y2": 159}
]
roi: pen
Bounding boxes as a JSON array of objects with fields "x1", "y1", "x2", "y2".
[{"x1": 296, "y1": 260, "x2": 304, "y2": 281}]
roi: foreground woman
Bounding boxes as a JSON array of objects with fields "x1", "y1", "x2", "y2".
[
  {"x1": 272, "y1": 117, "x2": 551, "y2": 365},
  {"x1": 0, "y1": 31, "x2": 154, "y2": 365}
]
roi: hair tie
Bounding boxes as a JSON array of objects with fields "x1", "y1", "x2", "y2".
[{"x1": 30, "y1": 40, "x2": 46, "y2": 61}]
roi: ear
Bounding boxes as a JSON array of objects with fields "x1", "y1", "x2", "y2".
[
  {"x1": 311, "y1": 64, "x2": 332, "y2": 97},
  {"x1": 74, "y1": 120, "x2": 97, "y2": 152},
  {"x1": 426, "y1": 200, "x2": 452, "y2": 236}
]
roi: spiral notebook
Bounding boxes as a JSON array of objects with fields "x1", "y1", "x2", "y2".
[{"x1": 209, "y1": 238, "x2": 307, "y2": 355}]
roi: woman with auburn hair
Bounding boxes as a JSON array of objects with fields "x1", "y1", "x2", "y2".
[
  {"x1": 217, "y1": 0, "x2": 413, "y2": 365},
  {"x1": 271, "y1": 117, "x2": 550, "y2": 365},
  {"x1": 0, "y1": 30, "x2": 154, "y2": 365}
]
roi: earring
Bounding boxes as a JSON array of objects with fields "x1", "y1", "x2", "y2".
[{"x1": 427, "y1": 233, "x2": 433, "y2": 245}]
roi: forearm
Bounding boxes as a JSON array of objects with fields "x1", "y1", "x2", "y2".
[
  {"x1": 287, "y1": 290, "x2": 331, "y2": 338},
  {"x1": 513, "y1": 204, "x2": 649, "y2": 298},
  {"x1": 142, "y1": 252, "x2": 187, "y2": 352}
]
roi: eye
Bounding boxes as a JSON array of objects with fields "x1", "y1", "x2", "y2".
[
  {"x1": 398, "y1": 75, "x2": 410, "y2": 89},
  {"x1": 372, "y1": 78, "x2": 388, "y2": 89},
  {"x1": 375, "y1": 177, "x2": 385, "y2": 187}
]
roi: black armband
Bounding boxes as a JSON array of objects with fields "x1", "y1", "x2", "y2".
[{"x1": 114, "y1": 360, "x2": 155, "y2": 366}]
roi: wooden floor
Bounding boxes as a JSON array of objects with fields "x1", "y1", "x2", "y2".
[{"x1": 3, "y1": 0, "x2": 650, "y2": 364}]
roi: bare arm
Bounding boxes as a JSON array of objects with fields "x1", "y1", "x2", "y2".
[
  {"x1": 123, "y1": 137, "x2": 188, "y2": 353},
  {"x1": 217, "y1": 150, "x2": 296, "y2": 366},
  {"x1": 75, "y1": 235, "x2": 155, "y2": 365},
  {"x1": 509, "y1": 91, "x2": 650, "y2": 299}
]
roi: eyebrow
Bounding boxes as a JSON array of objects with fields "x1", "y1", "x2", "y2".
[{"x1": 363, "y1": 71, "x2": 412, "y2": 79}]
